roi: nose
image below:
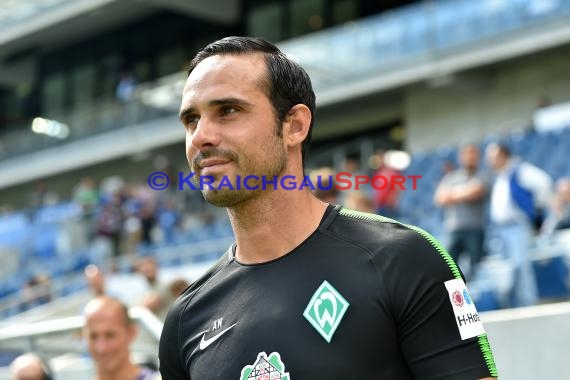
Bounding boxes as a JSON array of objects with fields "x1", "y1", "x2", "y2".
[
  {"x1": 189, "y1": 116, "x2": 221, "y2": 151},
  {"x1": 91, "y1": 337, "x2": 111, "y2": 355}
]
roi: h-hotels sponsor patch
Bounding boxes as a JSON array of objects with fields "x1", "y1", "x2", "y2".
[{"x1": 444, "y1": 279, "x2": 485, "y2": 340}]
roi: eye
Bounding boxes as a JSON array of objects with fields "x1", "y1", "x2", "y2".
[
  {"x1": 220, "y1": 106, "x2": 237, "y2": 116},
  {"x1": 182, "y1": 115, "x2": 199, "y2": 131}
]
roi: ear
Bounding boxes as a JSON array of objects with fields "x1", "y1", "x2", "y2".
[
  {"x1": 283, "y1": 104, "x2": 311, "y2": 149},
  {"x1": 128, "y1": 324, "x2": 138, "y2": 342}
]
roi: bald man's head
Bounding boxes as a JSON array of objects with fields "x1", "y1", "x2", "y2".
[
  {"x1": 83, "y1": 296, "x2": 137, "y2": 376},
  {"x1": 10, "y1": 353, "x2": 50, "y2": 380},
  {"x1": 84, "y1": 296, "x2": 131, "y2": 326}
]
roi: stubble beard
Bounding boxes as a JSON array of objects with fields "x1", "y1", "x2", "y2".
[{"x1": 195, "y1": 142, "x2": 288, "y2": 208}]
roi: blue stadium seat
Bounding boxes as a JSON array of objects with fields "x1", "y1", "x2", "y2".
[
  {"x1": 533, "y1": 256, "x2": 570, "y2": 300},
  {"x1": 31, "y1": 223, "x2": 58, "y2": 259},
  {"x1": 473, "y1": 290, "x2": 500, "y2": 312},
  {"x1": 35, "y1": 202, "x2": 82, "y2": 224}
]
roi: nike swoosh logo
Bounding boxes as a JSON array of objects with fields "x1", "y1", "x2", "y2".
[{"x1": 199, "y1": 323, "x2": 237, "y2": 350}]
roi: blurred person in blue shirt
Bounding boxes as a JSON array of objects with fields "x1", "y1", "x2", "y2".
[
  {"x1": 486, "y1": 142, "x2": 552, "y2": 307},
  {"x1": 540, "y1": 177, "x2": 570, "y2": 237}
]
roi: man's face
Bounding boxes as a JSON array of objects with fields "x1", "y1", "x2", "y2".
[
  {"x1": 460, "y1": 145, "x2": 480, "y2": 171},
  {"x1": 180, "y1": 54, "x2": 287, "y2": 207},
  {"x1": 84, "y1": 304, "x2": 135, "y2": 375},
  {"x1": 486, "y1": 144, "x2": 503, "y2": 171},
  {"x1": 137, "y1": 259, "x2": 157, "y2": 282}
]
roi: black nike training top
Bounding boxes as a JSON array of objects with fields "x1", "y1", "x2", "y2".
[{"x1": 159, "y1": 205, "x2": 498, "y2": 379}]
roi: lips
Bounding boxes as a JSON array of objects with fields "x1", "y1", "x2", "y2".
[
  {"x1": 198, "y1": 158, "x2": 230, "y2": 169},
  {"x1": 194, "y1": 158, "x2": 233, "y2": 176},
  {"x1": 192, "y1": 149, "x2": 237, "y2": 173}
]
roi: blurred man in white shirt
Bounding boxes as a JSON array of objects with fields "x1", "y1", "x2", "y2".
[{"x1": 486, "y1": 142, "x2": 552, "y2": 307}]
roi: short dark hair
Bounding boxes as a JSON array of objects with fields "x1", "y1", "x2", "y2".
[
  {"x1": 495, "y1": 142, "x2": 511, "y2": 158},
  {"x1": 187, "y1": 36, "x2": 316, "y2": 165}
]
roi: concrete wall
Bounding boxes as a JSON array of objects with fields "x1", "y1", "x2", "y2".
[
  {"x1": 483, "y1": 301, "x2": 570, "y2": 380},
  {"x1": 404, "y1": 45, "x2": 570, "y2": 152}
]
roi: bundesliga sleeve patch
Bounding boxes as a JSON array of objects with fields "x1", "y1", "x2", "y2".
[{"x1": 444, "y1": 279, "x2": 485, "y2": 340}]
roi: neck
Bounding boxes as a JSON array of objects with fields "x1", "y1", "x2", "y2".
[
  {"x1": 497, "y1": 158, "x2": 513, "y2": 173},
  {"x1": 96, "y1": 363, "x2": 140, "y2": 380},
  {"x1": 228, "y1": 180, "x2": 328, "y2": 264}
]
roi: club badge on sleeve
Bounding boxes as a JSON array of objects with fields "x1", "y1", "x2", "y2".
[{"x1": 444, "y1": 279, "x2": 486, "y2": 340}]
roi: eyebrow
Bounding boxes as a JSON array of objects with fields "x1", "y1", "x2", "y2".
[{"x1": 179, "y1": 97, "x2": 253, "y2": 122}]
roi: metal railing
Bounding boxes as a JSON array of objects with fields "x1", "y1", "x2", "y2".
[
  {"x1": 0, "y1": 305, "x2": 162, "y2": 344},
  {"x1": 280, "y1": 0, "x2": 570, "y2": 91},
  {"x1": 0, "y1": 0, "x2": 73, "y2": 32},
  {"x1": 0, "y1": 236, "x2": 233, "y2": 319}
]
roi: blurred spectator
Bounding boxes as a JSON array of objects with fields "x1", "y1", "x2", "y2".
[
  {"x1": 115, "y1": 70, "x2": 137, "y2": 104},
  {"x1": 29, "y1": 181, "x2": 58, "y2": 219},
  {"x1": 486, "y1": 142, "x2": 553, "y2": 307},
  {"x1": 434, "y1": 144, "x2": 488, "y2": 280},
  {"x1": 134, "y1": 184, "x2": 158, "y2": 246},
  {"x1": 72, "y1": 177, "x2": 99, "y2": 218},
  {"x1": 122, "y1": 184, "x2": 143, "y2": 254},
  {"x1": 540, "y1": 177, "x2": 570, "y2": 237},
  {"x1": 342, "y1": 154, "x2": 373, "y2": 199},
  {"x1": 441, "y1": 159, "x2": 455, "y2": 178},
  {"x1": 21, "y1": 274, "x2": 52, "y2": 311},
  {"x1": 10, "y1": 353, "x2": 52, "y2": 380},
  {"x1": 309, "y1": 167, "x2": 340, "y2": 204},
  {"x1": 153, "y1": 155, "x2": 179, "y2": 195},
  {"x1": 99, "y1": 175, "x2": 126, "y2": 201},
  {"x1": 84, "y1": 264, "x2": 106, "y2": 297},
  {"x1": 29, "y1": 181, "x2": 49, "y2": 209},
  {"x1": 168, "y1": 278, "x2": 190, "y2": 299},
  {"x1": 116, "y1": 70, "x2": 139, "y2": 126},
  {"x1": 344, "y1": 191, "x2": 376, "y2": 213},
  {"x1": 95, "y1": 194, "x2": 123, "y2": 258},
  {"x1": 83, "y1": 296, "x2": 161, "y2": 380},
  {"x1": 135, "y1": 257, "x2": 172, "y2": 320},
  {"x1": 343, "y1": 155, "x2": 361, "y2": 174},
  {"x1": 370, "y1": 150, "x2": 401, "y2": 218},
  {"x1": 157, "y1": 199, "x2": 180, "y2": 245}
]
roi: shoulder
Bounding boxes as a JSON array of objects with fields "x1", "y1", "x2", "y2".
[
  {"x1": 327, "y1": 207, "x2": 461, "y2": 279},
  {"x1": 328, "y1": 207, "x2": 468, "y2": 327},
  {"x1": 520, "y1": 161, "x2": 548, "y2": 176},
  {"x1": 518, "y1": 161, "x2": 552, "y2": 185}
]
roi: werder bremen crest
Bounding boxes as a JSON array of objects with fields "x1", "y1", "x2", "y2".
[
  {"x1": 240, "y1": 352, "x2": 290, "y2": 380},
  {"x1": 303, "y1": 280, "x2": 350, "y2": 343}
]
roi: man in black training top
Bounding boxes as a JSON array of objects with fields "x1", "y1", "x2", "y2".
[{"x1": 159, "y1": 36, "x2": 498, "y2": 380}]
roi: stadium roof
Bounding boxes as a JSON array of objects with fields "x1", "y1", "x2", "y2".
[{"x1": 0, "y1": 0, "x2": 238, "y2": 86}]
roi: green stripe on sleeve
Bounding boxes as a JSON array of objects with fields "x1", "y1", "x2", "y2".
[
  {"x1": 339, "y1": 208, "x2": 499, "y2": 377},
  {"x1": 477, "y1": 334, "x2": 499, "y2": 377}
]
